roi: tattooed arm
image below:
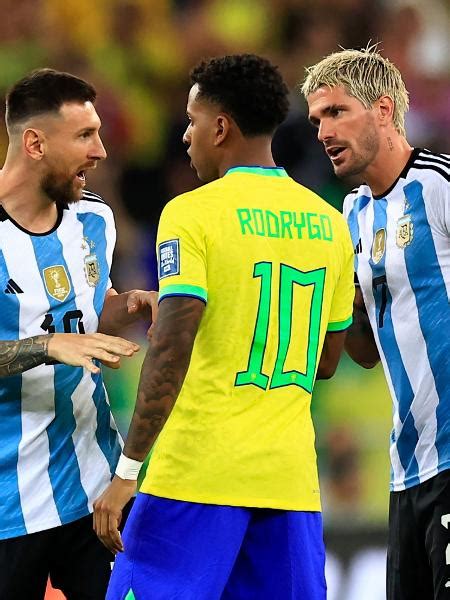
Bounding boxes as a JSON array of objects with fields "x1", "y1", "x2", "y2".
[
  {"x1": 0, "y1": 336, "x2": 52, "y2": 377},
  {"x1": 93, "y1": 296, "x2": 205, "y2": 552},
  {"x1": 123, "y1": 296, "x2": 204, "y2": 459},
  {"x1": 345, "y1": 287, "x2": 380, "y2": 368},
  {"x1": 0, "y1": 333, "x2": 140, "y2": 377}
]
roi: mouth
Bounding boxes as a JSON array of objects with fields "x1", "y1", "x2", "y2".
[
  {"x1": 76, "y1": 170, "x2": 86, "y2": 183},
  {"x1": 326, "y1": 146, "x2": 347, "y2": 163}
]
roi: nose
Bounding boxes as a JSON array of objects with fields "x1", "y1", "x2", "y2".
[
  {"x1": 182, "y1": 125, "x2": 191, "y2": 146},
  {"x1": 90, "y1": 134, "x2": 107, "y2": 161},
  {"x1": 317, "y1": 120, "x2": 334, "y2": 143}
]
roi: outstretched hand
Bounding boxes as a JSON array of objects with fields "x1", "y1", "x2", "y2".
[{"x1": 47, "y1": 333, "x2": 140, "y2": 374}]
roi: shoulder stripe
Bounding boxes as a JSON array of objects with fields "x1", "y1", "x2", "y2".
[
  {"x1": 82, "y1": 190, "x2": 105, "y2": 204},
  {"x1": 420, "y1": 149, "x2": 450, "y2": 163},
  {"x1": 411, "y1": 163, "x2": 450, "y2": 182},
  {"x1": 417, "y1": 153, "x2": 450, "y2": 171}
]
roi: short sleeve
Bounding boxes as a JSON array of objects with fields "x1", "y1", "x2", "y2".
[
  {"x1": 327, "y1": 217, "x2": 355, "y2": 331},
  {"x1": 157, "y1": 197, "x2": 208, "y2": 303}
]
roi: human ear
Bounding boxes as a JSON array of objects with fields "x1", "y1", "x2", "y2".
[
  {"x1": 377, "y1": 96, "x2": 395, "y2": 127},
  {"x1": 23, "y1": 128, "x2": 45, "y2": 160},
  {"x1": 214, "y1": 115, "x2": 231, "y2": 146}
]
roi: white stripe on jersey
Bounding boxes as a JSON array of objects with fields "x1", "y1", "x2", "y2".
[
  {"x1": 70, "y1": 372, "x2": 113, "y2": 512},
  {"x1": 19, "y1": 367, "x2": 61, "y2": 529}
]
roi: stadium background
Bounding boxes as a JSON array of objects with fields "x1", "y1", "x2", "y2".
[{"x1": 0, "y1": 1, "x2": 448, "y2": 598}]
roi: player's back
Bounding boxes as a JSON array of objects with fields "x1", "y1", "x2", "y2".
[{"x1": 143, "y1": 166, "x2": 354, "y2": 510}]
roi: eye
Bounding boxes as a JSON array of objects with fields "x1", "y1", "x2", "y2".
[{"x1": 330, "y1": 107, "x2": 344, "y2": 118}]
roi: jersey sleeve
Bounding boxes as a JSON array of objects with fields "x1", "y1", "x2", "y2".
[
  {"x1": 327, "y1": 217, "x2": 355, "y2": 331},
  {"x1": 157, "y1": 196, "x2": 208, "y2": 303}
]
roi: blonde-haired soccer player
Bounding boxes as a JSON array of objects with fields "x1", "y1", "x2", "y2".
[
  {"x1": 302, "y1": 47, "x2": 450, "y2": 600},
  {"x1": 94, "y1": 53, "x2": 354, "y2": 600}
]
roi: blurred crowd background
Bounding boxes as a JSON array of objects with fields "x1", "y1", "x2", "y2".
[{"x1": 1, "y1": 1, "x2": 448, "y2": 598}]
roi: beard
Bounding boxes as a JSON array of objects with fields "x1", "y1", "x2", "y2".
[
  {"x1": 40, "y1": 171, "x2": 81, "y2": 206},
  {"x1": 333, "y1": 115, "x2": 380, "y2": 181}
]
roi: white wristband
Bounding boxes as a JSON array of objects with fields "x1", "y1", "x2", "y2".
[{"x1": 115, "y1": 453, "x2": 143, "y2": 480}]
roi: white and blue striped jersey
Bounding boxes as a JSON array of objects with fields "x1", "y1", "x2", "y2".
[
  {"x1": 343, "y1": 149, "x2": 450, "y2": 492},
  {"x1": 0, "y1": 190, "x2": 122, "y2": 539}
]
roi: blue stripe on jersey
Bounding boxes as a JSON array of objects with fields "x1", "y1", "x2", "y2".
[
  {"x1": 30, "y1": 234, "x2": 89, "y2": 521},
  {"x1": 91, "y1": 372, "x2": 121, "y2": 476},
  {"x1": 403, "y1": 181, "x2": 450, "y2": 470},
  {"x1": 77, "y1": 213, "x2": 109, "y2": 318},
  {"x1": 369, "y1": 199, "x2": 420, "y2": 487},
  {"x1": 346, "y1": 195, "x2": 371, "y2": 270},
  {"x1": 0, "y1": 250, "x2": 26, "y2": 537}
]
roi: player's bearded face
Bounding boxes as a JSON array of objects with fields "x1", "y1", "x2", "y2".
[
  {"x1": 332, "y1": 112, "x2": 380, "y2": 179},
  {"x1": 40, "y1": 167, "x2": 82, "y2": 205}
]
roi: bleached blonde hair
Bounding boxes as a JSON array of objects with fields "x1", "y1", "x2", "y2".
[{"x1": 301, "y1": 47, "x2": 409, "y2": 136}]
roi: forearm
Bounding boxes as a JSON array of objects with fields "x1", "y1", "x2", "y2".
[
  {"x1": 122, "y1": 297, "x2": 204, "y2": 461},
  {"x1": 345, "y1": 308, "x2": 380, "y2": 368},
  {"x1": 0, "y1": 335, "x2": 51, "y2": 377}
]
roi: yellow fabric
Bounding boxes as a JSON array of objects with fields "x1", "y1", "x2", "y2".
[{"x1": 140, "y1": 167, "x2": 354, "y2": 510}]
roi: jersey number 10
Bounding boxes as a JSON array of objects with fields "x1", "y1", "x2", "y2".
[{"x1": 235, "y1": 262, "x2": 325, "y2": 394}]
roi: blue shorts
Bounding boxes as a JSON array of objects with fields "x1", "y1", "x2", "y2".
[{"x1": 107, "y1": 493, "x2": 326, "y2": 600}]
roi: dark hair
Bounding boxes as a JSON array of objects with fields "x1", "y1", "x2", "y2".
[
  {"x1": 190, "y1": 54, "x2": 290, "y2": 136},
  {"x1": 6, "y1": 68, "x2": 97, "y2": 127}
]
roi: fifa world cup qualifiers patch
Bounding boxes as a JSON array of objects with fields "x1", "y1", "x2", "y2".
[{"x1": 159, "y1": 239, "x2": 180, "y2": 279}]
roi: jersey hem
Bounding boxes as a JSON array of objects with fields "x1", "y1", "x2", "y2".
[
  {"x1": 390, "y1": 462, "x2": 450, "y2": 492},
  {"x1": 327, "y1": 315, "x2": 353, "y2": 331},
  {"x1": 139, "y1": 486, "x2": 321, "y2": 512},
  {"x1": 0, "y1": 506, "x2": 91, "y2": 540}
]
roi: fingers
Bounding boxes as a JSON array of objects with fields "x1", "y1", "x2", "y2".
[
  {"x1": 93, "y1": 501, "x2": 124, "y2": 554},
  {"x1": 83, "y1": 358, "x2": 101, "y2": 375},
  {"x1": 47, "y1": 333, "x2": 139, "y2": 371},
  {"x1": 100, "y1": 358, "x2": 121, "y2": 370},
  {"x1": 88, "y1": 334, "x2": 140, "y2": 357}
]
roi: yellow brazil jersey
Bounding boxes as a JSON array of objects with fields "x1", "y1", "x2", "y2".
[{"x1": 140, "y1": 166, "x2": 354, "y2": 511}]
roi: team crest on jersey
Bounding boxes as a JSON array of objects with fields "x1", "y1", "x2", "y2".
[
  {"x1": 396, "y1": 215, "x2": 414, "y2": 249},
  {"x1": 372, "y1": 228, "x2": 386, "y2": 264},
  {"x1": 43, "y1": 265, "x2": 71, "y2": 302},
  {"x1": 84, "y1": 254, "x2": 100, "y2": 287},
  {"x1": 158, "y1": 239, "x2": 180, "y2": 279}
]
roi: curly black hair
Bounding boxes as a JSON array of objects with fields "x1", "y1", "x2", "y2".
[{"x1": 190, "y1": 54, "x2": 290, "y2": 137}]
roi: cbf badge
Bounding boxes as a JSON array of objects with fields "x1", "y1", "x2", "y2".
[
  {"x1": 43, "y1": 265, "x2": 71, "y2": 302},
  {"x1": 396, "y1": 215, "x2": 414, "y2": 248},
  {"x1": 159, "y1": 239, "x2": 180, "y2": 279},
  {"x1": 84, "y1": 254, "x2": 100, "y2": 287},
  {"x1": 372, "y1": 228, "x2": 386, "y2": 264}
]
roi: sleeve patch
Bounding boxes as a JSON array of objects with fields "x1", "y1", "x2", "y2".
[{"x1": 158, "y1": 239, "x2": 180, "y2": 279}]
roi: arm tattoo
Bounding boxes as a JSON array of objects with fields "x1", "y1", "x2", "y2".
[
  {"x1": 0, "y1": 335, "x2": 52, "y2": 377},
  {"x1": 123, "y1": 297, "x2": 204, "y2": 460}
]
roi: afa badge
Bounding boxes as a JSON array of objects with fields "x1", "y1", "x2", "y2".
[
  {"x1": 84, "y1": 254, "x2": 100, "y2": 287},
  {"x1": 396, "y1": 215, "x2": 414, "y2": 249},
  {"x1": 43, "y1": 265, "x2": 71, "y2": 302},
  {"x1": 158, "y1": 239, "x2": 180, "y2": 279},
  {"x1": 372, "y1": 228, "x2": 386, "y2": 264}
]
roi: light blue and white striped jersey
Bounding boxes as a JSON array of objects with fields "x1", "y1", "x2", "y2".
[
  {"x1": 0, "y1": 190, "x2": 122, "y2": 539},
  {"x1": 343, "y1": 149, "x2": 450, "y2": 492}
]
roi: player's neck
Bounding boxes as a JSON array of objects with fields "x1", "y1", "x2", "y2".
[
  {"x1": 219, "y1": 138, "x2": 276, "y2": 177},
  {"x1": 0, "y1": 161, "x2": 59, "y2": 233},
  {"x1": 364, "y1": 135, "x2": 413, "y2": 196}
]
